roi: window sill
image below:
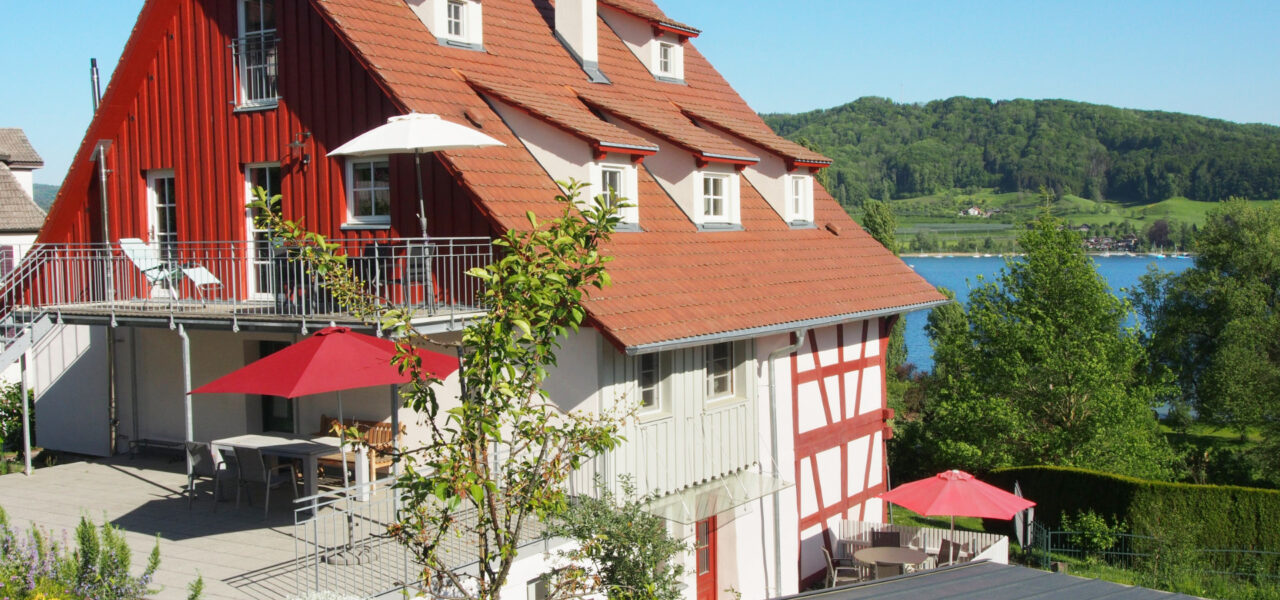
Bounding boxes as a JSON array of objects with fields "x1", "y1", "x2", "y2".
[
  {"x1": 439, "y1": 38, "x2": 485, "y2": 52},
  {"x1": 614, "y1": 222, "x2": 643, "y2": 232},
  {"x1": 233, "y1": 102, "x2": 279, "y2": 114},
  {"x1": 654, "y1": 75, "x2": 687, "y2": 85},
  {"x1": 697, "y1": 222, "x2": 743, "y2": 232},
  {"x1": 339, "y1": 223, "x2": 391, "y2": 231},
  {"x1": 705, "y1": 394, "x2": 748, "y2": 411},
  {"x1": 788, "y1": 220, "x2": 817, "y2": 229},
  {"x1": 637, "y1": 409, "x2": 672, "y2": 423}
]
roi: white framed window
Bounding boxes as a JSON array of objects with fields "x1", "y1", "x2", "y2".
[
  {"x1": 638, "y1": 353, "x2": 661, "y2": 414},
  {"x1": 702, "y1": 173, "x2": 727, "y2": 221},
  {"x1": 146, "y1": 170, "x2": 178, "y2": 260},
  {"x1": 651, "y1": 37, "x2": 683, "y2": 80},
  {"x1": 345, "y1": 157, "x2": 391, "y2": 225},
  {"x1": 788, "y1": 174, "x2": 813, "y2": 223},
  {"x1": 233, "y1": 0, "x2": 278, "y2": 108},
  {"x1": 705, "y1": 342, "x2": 734, "y2": 400},
  {"x1": 446, "y1": 0, "x2": 465, "y2": 37},
  {"x1": 595, "y1": 162, "x2": 639, "y2": 226}
]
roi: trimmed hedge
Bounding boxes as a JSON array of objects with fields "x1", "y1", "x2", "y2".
[{"x1": 986, "y1": 466, "x2": 1280, "y2": 552}]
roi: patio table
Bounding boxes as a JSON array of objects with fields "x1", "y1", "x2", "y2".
[
  {"x1": 212, "y1": 433, "x2": 365, "y2": 499},
  {"x1": 854, "y1": 546, "x2": 929, "y2": 578}
]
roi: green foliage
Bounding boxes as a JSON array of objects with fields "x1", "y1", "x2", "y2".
[
  {"x1": 762, "y1": 96, "x2": 1280, "y2": 206},
  {"x1": 1059, "y1": 509, "x2": 1125, "y2": 559},
  {"x1": 250, "y1": 182, "x2": 627, "y2": 599},
  {"x1": 0, "y1": 507, "x2": 163, "y2": 600},
  {"x1": 0, "y1": 382, "x2": 31, "y2": 457},
  {"x1": 1136, "y1": 200, "x2": 1280, "y2": 486},
  {"x1": 187, "y1": 575, "x2": 204, "y2": 600},
  {"x1": 988, "y1": 466, "x2": 1280, "y2": 554},
  {"x1": 916, "y1": 213, "x2": 1175, "y2": 478},
  {"x1": 548, "y1": 478, "x2": 686, "y2": 600}
]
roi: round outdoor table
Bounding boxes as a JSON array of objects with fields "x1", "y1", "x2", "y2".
[{"x1": 853, "y1": 546, "x2": 928, "y2": 568}]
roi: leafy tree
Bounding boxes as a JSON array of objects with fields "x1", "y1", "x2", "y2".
[
  {"x1": 250, "y1": 182, "x2": 626, "y2": 599},
  {"x1": 1136, "y1": 199, "x2": 1280, "y2": 482},
  {"x1": 547, "y1": 478, "x2": 685, "y2": 600},
  {"x1": 918, "y1": 213, "x2": 1174, "y2": 478},
  {"x1": 858, "y1": 199, "x2": 908, "y2": 371}
]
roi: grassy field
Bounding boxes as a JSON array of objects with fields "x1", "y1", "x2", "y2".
[{"x1": 860, "y1": 188, "x2": 1280, "y2": 252}]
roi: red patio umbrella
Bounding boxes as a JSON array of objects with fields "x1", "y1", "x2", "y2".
[
  {"x1": 878, "y1": 469, "x2": 1035, "y2": 533},
  {"x1": 191, "y1": 326, "x2": 459, "y2": 484}
]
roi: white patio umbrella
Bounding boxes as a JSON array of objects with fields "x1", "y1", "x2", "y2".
[{"x1": 328, "y1": 113, "x2": 504, "y2": 235}]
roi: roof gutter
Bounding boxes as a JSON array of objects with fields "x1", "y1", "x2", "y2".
[{"x1": 622, "y1": 298, "x2": 950, "y2": 356}]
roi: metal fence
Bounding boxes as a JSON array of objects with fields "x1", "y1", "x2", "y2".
[
  {"x1": 1, "y1": 237, "x2": 493, "y2": 324},
  {"x1": 1031, "y1": 522, "x2": 1280, "y2": 583},
  {"x1": 293, "y1": 477, "x2": 418, "y2": 598}
]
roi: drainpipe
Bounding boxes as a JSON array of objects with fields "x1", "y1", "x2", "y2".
[
  {"x1": 178, "y1": 325, "x2": 192, "y2": 475},
  {"x1": 767, "y1": 328, "x2": 807, "y2": 597},
  {"x1": 20, "y1": 349, "x2": 32, "y2": 476}
]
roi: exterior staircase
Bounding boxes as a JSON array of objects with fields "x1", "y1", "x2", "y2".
[{"x1": 0, "y1": 246, "x2": 59, "y2": 372}]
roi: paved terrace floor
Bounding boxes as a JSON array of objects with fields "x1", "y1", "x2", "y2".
[{"x1": 0, "y1": 454, "x2": 356, "y2": 600}]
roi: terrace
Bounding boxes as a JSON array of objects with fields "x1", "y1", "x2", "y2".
[{"x1": 0, "y1": 453, "x2": 542, "y2": 600}]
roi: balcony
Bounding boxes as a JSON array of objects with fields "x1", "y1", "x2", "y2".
[{"x1": 0, "y1": 237, "x2": 493, "y2": 332}]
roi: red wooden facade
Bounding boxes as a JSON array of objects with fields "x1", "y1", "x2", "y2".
[{"x1": 41, "y1": 0, "x2": 493, "y2": 249}]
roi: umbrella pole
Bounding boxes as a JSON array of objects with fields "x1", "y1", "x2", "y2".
[
  {"x1": 414, "y1": 149, "x2": 427, "y2": 236},
  {"x1": 338, "y1": 391, "x2": 350, "y2": 488}
]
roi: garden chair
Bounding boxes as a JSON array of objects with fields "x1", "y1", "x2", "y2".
[
  {"x1": 184, "y1": 441, "x2": 225, "y2": 510},
  {"x1": 822, "y1": 546, "x2": 863, "y2": 587},
  {"x1": 233, "y1": 446, "x2": 298, "y2": 519}
]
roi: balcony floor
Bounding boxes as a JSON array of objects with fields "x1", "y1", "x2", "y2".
[{"x1": 0, "y1": 454, "x2": 349, "y2": 600}]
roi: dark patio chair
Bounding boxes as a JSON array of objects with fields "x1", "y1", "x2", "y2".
[
  {"x1": 233, "y1": 446, "x2": 298, "y2": 519},
  {"x1": 184, "y1": 441, "x2": 225, "y2": 511},
  {"x1": 871, "y1": 530, "x2": 901, "y2": 548}
]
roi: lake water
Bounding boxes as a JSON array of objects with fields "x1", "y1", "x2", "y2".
[{"x1": 902, "y1": 255, "x2": 1194, "y2": 373}]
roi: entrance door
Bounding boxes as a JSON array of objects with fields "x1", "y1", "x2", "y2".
[
  {"x1": 258, "y1": 341, "x2": 294, "y2": 433},
  {"x1": 245, "y1": 164, "x2": 281, "y2": 300},
  {"x1": 696, "y1": 516, "x2": 717, "y2": 600}
]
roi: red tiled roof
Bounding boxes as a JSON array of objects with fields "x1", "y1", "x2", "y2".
[
  {"x1": 312, "y1": 0, "x2": 945, "y2": 350},
  {"x1": 575, "y1": 90, "x2": 757, "y2": 163},
  {"x1": 678, "y1": 103, "x2": 832, "y2": 166},
  {"x1": 465, "y1": 76, "x2": 657, "y2": 154},
  {"x1": 597, "y1": 0, "x2": 700, "y2": 36}
]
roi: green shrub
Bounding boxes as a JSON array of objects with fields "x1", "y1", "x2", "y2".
[
  {"x1": 987, "y1": 466, "x2": 1280, "y2": 552},
  {"x1": 1060, "y1": 509, "x2": 1125, "y2": 559}
]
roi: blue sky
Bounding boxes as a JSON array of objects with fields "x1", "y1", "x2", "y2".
[{"x1": 3, "y1": 0, "x2": 1277, "y2": 186}]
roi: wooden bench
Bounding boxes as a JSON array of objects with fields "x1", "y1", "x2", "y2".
[{"x1": 315, "y1": 414, "x2": 401, "y2": 478}]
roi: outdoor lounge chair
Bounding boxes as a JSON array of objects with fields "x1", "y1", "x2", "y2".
[
  {"x1": 233, "y1": 446, "x2": 298, "y2": 519},
  {"x1": 118, "y1": 238, "x2": 221, "y2": 302},
  {"x1": 184, "y1": 441, "x2": 225, "y2": 510},
  {"x1": 822, "y1": 546, "x2": 864, "y2": 587},
  {"x1": 936, "y1": 539, "x2": 971, "y2": 566}
]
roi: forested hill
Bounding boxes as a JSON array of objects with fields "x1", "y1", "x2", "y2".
[{"x1": 762, "y1": 97, "x2": 1280, "y2": 206}]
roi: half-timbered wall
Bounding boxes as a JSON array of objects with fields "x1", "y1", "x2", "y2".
[
  {"x1": 791, "y1": 320, "x2": 893, "y2": 585},
  {"x1": 41, "y1": 0, "x2": 491, "y2": 248}
]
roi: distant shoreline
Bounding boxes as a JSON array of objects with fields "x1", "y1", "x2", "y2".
[{"x1": 900, "y1": 252, "x2": 1196, "y2": 258}]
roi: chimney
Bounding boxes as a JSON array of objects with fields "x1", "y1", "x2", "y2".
[{"x1": 556, "y1": 0, "x2": 608, "y2": 82}]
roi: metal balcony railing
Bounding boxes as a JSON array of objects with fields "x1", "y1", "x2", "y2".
[
  {"x1": 231, "y1": 32, "x2": 279, "y2": 108},
  {"x1": 0, "y1": 237, "x2": 494, "y2": 326}
]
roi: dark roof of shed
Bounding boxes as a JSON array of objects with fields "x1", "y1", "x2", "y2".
[
  {"x1": 777, "y1": 561, "x2": 1199, "y2": 600},
  {"x1": 0, "y1": 163, "x2": 47, "y2": 233},
  {"x1": 0, "y1": 128, "x2": 43, "y2": 167}
]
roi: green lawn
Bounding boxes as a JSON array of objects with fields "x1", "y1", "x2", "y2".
[{"x1": 888, "y1": 505, "x2": 985, "y2": 532}]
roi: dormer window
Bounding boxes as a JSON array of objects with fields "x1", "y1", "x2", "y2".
[
  {"x1": 408, "y1": 0, "x2": 483, "y2": 50},
  {"x1": 697, "y1": 170, "x2": 739, "y2": 228},
  {"x1": 652, "y1": 37, "x2": 683, "y2": 81},
  {"x1": 446, "y1": 0, "x2": 465, "y2": 37},
  {"x1": 702, "y1": 175, "x2": 726, "y2": 219},
  {"x1": 788, "y1": 174, "x2": 814, "y2": 224},
  {"x1": 594, "y1": 160, "x2": 639, "y2": 228}
]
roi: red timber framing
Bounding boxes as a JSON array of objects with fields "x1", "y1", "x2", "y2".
[
  {"x1": 39, "y1": 0, "x2": 492, "y2": 251},
  {"x1": 792, "y1": 318, "x2": 895, "y2": 586}
]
